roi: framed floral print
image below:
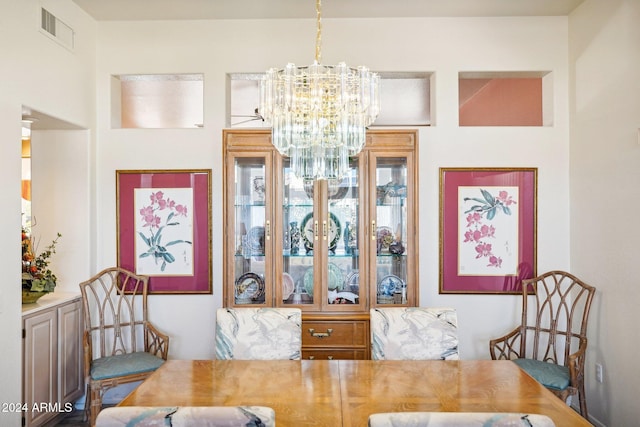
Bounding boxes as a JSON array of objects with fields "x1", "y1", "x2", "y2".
[
  {"x1": 117, "y1": 169, "x2": 212, "y2": 294},
  {"x1": 439, "y1": 167, "x2": 537, "y2": 294}
]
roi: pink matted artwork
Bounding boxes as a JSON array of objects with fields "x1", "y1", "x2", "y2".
[{"x1": 439, "y1": 168, "x2": 537, "y2": 294}]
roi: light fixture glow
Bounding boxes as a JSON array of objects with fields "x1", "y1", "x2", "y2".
[{"x1": 260, "y1": 0, "x2": 380, "y2": 180}]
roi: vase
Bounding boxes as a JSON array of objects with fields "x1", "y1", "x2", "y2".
[
  {"x1": 289, "y1": 221, "x2": 300, "y2": 255},
  {"x1": 22, "y1": 290, "x2": 48, "y2": 304},
  {"x1": 343, "y1": 221, "x2": 351, "y2": 254},
  {"x1": 252, "y1": 176, "x2": 265, "y2": 204},
  {"x1": 283, "y1": 227, "x2": 291, "y2": 254}
]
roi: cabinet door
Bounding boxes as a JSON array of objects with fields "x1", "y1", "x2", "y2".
[
  {"x1": 23, "y1": 309, "x2": 58, "y2": 427},
  {"x1": 225, "y1": 150, "x2": 274, "y2": 306},
  {"x1": 279, "y1": 157, "x2": 366, "y2": 311},
  {"x1": 368, "y1": 147, "x2": 417, "y2": 307},
  {"x1": 278, "y1": 156, "x2": 321, "y2": 309},
  {"x1": 323, "y1": 158, "x2": 366, "y2": 311},
  {"x1": 57, "y1": 300, "x2": 83, "y2": 405}
]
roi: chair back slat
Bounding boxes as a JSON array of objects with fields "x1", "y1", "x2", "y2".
[
  {"x1": 80, "y1": 267, "x2": 149, "y2": 359},
  {"x1": 521, "y1": 271, "x2": 595, "y2": 367}
]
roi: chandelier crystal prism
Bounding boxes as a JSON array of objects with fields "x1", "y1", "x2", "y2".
[{"x1": 259, "y1": 0, "x2": 380, "y2": 180}]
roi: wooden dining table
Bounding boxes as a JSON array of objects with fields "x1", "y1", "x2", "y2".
[{"x1": 119, "y1": 359, "x2": 591, "y2": 427}]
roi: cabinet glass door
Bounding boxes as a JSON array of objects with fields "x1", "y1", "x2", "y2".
[
  {"x1": 372, "y1": 156, "x2": 409, "y2": 305},
  {"x1": 280, "y1": 159, "x2": 318, "y2": 307},
  {"x1": 232, "y1": 156, "x2": 269, "y2": 305},
  {"x1": 325, "y1": 159, "x2": 364, "y2": 309},
  {"x1": 279, "y1": 158, "x2": 364, "y2": 310}
]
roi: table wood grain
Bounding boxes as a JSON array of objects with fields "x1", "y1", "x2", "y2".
[{"x1": 119, "y1": 359, "x2": 590, "y2": 427}]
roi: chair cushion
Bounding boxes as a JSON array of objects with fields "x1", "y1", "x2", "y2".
[
  {"x1": 368, "y1": 412, "x2": 555, "y2": 427},
  {"x1": 90, "y1": 352, "x2": 165, "y2": 381},
  {"x1": 95, "y1": 406, "x2": 276, "y2": 427},
  {"x1": 513, "y1": 358, "x2": 570, "y2": 391}
]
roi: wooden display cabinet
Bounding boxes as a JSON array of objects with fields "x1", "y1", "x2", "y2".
[{"x1": 223, "y1": 129, "x2": 418, "y2": 359}]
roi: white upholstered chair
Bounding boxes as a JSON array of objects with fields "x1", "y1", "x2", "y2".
[
  {"x1": 368, "y1": 412, "x2": 555, "y2": 427},
  {"x1": 370, "y1": 307, "x2": 459, "y2": 360},
  {"x1": 95, "y1": 406, "x2": 275, "y2": 427},
  {"x1": 215, "y1": 307, "x2": 302, "y2": 360}
]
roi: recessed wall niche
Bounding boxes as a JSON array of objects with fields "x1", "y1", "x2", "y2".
[
  {"x1": 375, "y1": 73, "x2": 432, "y2": 126},
  {"x1": 459, "y1": 71, "x2": 553, "y2": 126},
  {"x1": 227, "y1": 72, "x2": 432, "y2": 128},
  {"x1": 111, "y1": 74, "x2": 204, "y2": 129}
]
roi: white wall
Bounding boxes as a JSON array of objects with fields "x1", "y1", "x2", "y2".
[
  {"x1": 31, "y1": 130, "x2": 92, "y2": 291},
  {"x1": 0, "y1": 1, "x2": 95, "y2": 425},
  {"x1": 94, "y1": 15, "x2": 571, "y2": 360},
  {"x1": 569, "y1": 1, "x2": 640, "y2": 426}
]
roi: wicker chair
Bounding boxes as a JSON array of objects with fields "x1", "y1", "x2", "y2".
[
  {"x1": 489, "y1": 271, "x2": 595, "y2": 418},
  {"x1": 370, "y1": 307, "x2": 459, "y2": 360},
  {"x1": 79, "y1": 267, "x2": 169, "y2": 426},
  {"x1": 215, "y1": 307, "x2": 302, "y2": 360}
]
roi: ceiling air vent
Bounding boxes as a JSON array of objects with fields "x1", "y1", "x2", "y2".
[{"x1": 41, "y1": 8, "x2": 74, "y2": 50}]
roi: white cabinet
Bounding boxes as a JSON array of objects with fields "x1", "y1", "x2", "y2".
[{"x1": 22, "y1": 294, "x2": 83, "y2": 427}]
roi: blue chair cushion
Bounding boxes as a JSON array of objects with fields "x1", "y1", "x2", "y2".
[
  {"x1": 513, "y1": 358, "x2": 570, "y2": 391},
  {"x1": 90, "y1": 352, "x2": 164, "y2": 380}
]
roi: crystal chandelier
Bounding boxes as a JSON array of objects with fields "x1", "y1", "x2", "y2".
[{"x1": 259, "y1": 0, "x2": 380, "y2": 180}]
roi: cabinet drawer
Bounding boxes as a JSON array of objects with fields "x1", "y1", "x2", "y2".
[
  {"x1": 302, "y1": 320, "x2": 368, "y2": 348},
  {"x1": 302, "y1": 349, "x2": 368, "y2": 360}
]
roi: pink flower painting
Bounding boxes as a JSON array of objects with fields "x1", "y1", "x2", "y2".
[
  {"x1": 459, "y1": 187, "x2": 518, "y2": 274},
  {"x1": 135, "y1": 189, "x2": 194, "y2": 275}
]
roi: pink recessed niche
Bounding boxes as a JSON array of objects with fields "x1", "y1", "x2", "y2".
[{"x1": 459, "y1": 72, "x2": 551, "y2": 126}]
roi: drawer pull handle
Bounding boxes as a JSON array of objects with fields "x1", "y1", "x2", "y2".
[{"x1": 308, "y1": 328, "x2": 333, "y2": 338}]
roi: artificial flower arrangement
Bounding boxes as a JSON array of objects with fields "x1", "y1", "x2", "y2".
[{"x1": 21, "y1": 227, "x2": 61, "y2": 294}]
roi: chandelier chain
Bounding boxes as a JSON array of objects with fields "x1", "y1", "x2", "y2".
[{"x1": 315, "y1": 0, "x2": 322, "y2": 63}]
